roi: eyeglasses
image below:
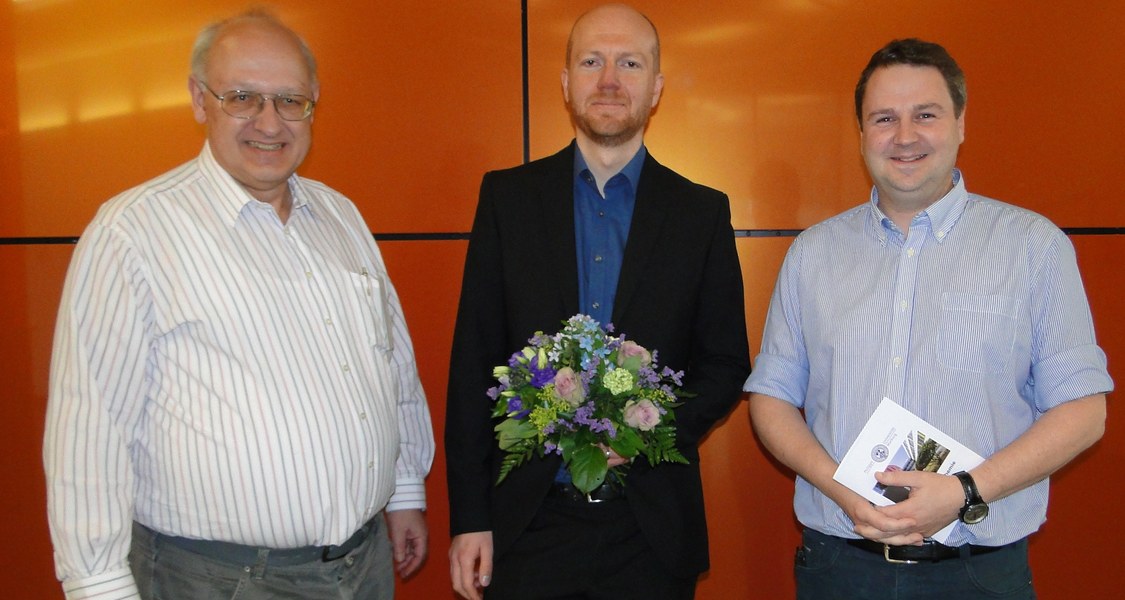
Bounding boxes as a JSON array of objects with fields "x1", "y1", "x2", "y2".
[{"x1": 198, "y1": 81, "x2": 316, "y2": 121}]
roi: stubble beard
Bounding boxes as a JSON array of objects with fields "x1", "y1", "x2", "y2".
[{"x1": 570, "y1": 105, "x2": 650, "y2": 149}]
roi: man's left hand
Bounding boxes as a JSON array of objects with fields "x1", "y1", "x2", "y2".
[{"x1": 386, "y1": 508, "x2": 428, "y2": 579}]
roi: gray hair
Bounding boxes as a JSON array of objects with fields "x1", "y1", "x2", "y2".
[{"x1": 190, "y1": 9, "x2": 318, "y2": 88}]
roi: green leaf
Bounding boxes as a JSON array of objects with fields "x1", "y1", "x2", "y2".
[
  {"x1": 610, "y1": 427, "x2": 644, "y2": 458},
  {"x1": 494, "y1": 418, "x2": 536, "y2": 451},
  {"x1": 495, "y1": 447, "x2": 533, "y2": 485},
  {"x1": 568, "y1": 444, "x2": 608, "y2": 494}
]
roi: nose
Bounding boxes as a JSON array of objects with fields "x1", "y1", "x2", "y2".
[
  {"x1": 893, "y1": 120, "x2": 918, "y2": 145},
  {"x1": 597, "y1": 64, "x2": 620, "y2": 89},
  {"x1": 252, "y1": 97, "x2": 284, "y2": 133}
]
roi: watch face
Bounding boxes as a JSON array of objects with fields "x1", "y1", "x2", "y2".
[{"x1": 962, "y1": 503, "x2": 989, "y2": 524}]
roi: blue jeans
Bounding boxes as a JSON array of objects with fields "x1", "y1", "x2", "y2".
[
  {"x1": 129, "y1": 519, "x2": 394, "y2": 600},
  {"x1": 795, "y1": 528, "x2": 1036, "y2": 600}
]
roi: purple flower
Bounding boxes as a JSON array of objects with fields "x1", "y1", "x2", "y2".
[
  {"x1": 504, "y1": 396, "x2": 529, "y2": 419},
  {"x1": 528, "y1": 360, "x2": 560, "y2": 387}
]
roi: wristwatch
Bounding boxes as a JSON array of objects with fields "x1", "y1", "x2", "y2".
[{"x1": 953, "y1": 471, "x2": 989, "y2": 524}]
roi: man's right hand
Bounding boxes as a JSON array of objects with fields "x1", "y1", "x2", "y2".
[{"x1": 449, "y1": 531, "x2": 493, "y2": 600}]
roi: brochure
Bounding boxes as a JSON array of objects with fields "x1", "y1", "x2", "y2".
[{"x1": 832, "y1": 397, "x2": 984, "y2": 543}]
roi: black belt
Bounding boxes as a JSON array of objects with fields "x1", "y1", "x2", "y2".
[
  {"x1": 549, "y1": 479, "x2": 625, "y2": 503},
  {"x1": 144, "y1": 514, "x2": 378, "y2": 566},
  {"x1": 845, "y1": 537, "x2": 1008, "y2": 564}
]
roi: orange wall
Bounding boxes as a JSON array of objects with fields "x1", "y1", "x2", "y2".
[{"x1": 2, "y1": 1, "x2": 1122, "y2": 598}]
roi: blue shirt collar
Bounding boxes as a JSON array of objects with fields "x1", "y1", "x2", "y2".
[
  {"x1": 869, "y1": 168, "x2": 969, "y2": 246},
  {"x1": 574, "y1": 143, "x2": 647, "y2": 194}
]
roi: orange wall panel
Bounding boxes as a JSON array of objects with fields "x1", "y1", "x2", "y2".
[
  {"x1": 8, "y1": 0, "x2": 522, "y2": 237},
  {"x1": 527, "y1": 0, "x2": 1125, "y2": 229},
  {"x1": 0, "y1": 245, "x2": 73, "y2": 593}
]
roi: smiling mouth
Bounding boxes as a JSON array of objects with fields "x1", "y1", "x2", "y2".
[
  {"x1": 247, "y1": 141, "x2": 284, "y2": 151},
  {"x1": 893, "y1": 153, "x2": 927, "y2": 163}
]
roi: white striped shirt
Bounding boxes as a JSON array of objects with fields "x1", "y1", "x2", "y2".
[
  {"x1": 745, "y1": 171, "x2": 1113, "y2": 546},
  {"x1": 44, "y1": 143, "x2": 434, "y2": 599}
]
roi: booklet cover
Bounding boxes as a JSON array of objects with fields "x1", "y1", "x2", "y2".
[{"x1": 832, "y1": 397, "x2": 984, "y2": 543}]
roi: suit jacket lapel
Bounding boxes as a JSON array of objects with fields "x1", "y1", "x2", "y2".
[
  {"x1": 542, "y1": 145, "x2": 581, "y2": 318},
  {"x1": 613, "y1": 153, "x2": 671, "y2": 324}
]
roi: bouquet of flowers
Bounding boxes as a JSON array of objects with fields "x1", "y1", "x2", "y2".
[{"x1": 489, "y1": 314, "x2": 688, "y2": 494}]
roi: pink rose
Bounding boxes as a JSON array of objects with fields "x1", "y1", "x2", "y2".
[
  {"x1": 623, "y1": 399, "x2": 661, "y2": 431},
  {"x1": 553, "y1": 367, "x2": 586, "y2": 407},
  {"x1": 616, "y1": 341, "x2": 652, "y2": 370}
]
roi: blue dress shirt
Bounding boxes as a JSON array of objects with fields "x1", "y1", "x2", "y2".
[
  {"x1": 744, "y1": 170, "x2": 1113, "y2": 546},
  {"x1": 573, "y1": 145, "x2": 645, "y2": 327}
]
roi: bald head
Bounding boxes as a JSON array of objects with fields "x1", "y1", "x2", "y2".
[
  {"x1": 191, "y1": 10, "x2": 318, "y2": 90},
  {"x1": 566, "y1": 3, "x2": 660, "y2": 73}
]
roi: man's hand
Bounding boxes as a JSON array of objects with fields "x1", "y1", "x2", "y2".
[
  {"x1": 449, "y1": 531, "x2": 493, "y2": 600},
  {"x1": 841, "y1": 494, "x2": 922, "y2": 546},
  {"x1": 871, "y1": 469, "x2": 963, "y2": 538},
  {"x1": 385, "y1": 509, "x2": 428, "y2": 579}
]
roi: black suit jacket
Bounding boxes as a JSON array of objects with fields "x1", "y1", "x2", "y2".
[{"x1": 445, "y1": 143, "x2": 750, "y2": 578}]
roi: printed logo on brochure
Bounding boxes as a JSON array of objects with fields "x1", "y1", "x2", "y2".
[{"x1": 871, "y1": 444, "x2": 889, "y2": 462}]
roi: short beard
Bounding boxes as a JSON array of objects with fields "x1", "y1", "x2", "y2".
[{"x1": 570, "y1": 109, "x2": 649, "y2": 148}]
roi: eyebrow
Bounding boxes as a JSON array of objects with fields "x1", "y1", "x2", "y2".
[{"x1": 865, "y1": 102, "x2": 948, "y2": 120}]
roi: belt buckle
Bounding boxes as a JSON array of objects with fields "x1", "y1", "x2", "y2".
[
  {"x1": 585, "y1": 491, "x2": 607, "y2": 503},
  {"x1": 883, "y1": 544, "x2": 918, "y2": 565}
]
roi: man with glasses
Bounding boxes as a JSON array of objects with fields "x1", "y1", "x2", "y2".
[{"x1": 44, "y1": 10, "x2": 433, "y2": 600}]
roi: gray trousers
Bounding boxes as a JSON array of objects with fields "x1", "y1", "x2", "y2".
[{"x1": 129, "y1": 519, "x2": 394, "y2": 600}]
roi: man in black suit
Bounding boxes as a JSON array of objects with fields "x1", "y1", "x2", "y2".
[{"x1": 445, "y1": 4, "x2": 750, "y2": 599}]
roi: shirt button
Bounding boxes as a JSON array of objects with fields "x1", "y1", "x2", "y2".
[
  {"x1": 598, "y1": 211, "x2": 605, "y2": 217},
  {"x1": 345, "y1": 556, "x2": 356, "y2": 567},
  {"x1": 892, "y1": 357, "x2": 902, "y2": 367},
  {"x1": 342, "y1": 364, "x2": 351, "y2": 372},
  {"x1": 359, "y1": 412, "x2": 367, "y2": 420},
  {"x1": 325, "y1": 317, "x2": 333, "y2": 325},
  {"x1": 907, "y1": 248, "x2": 916, "y2": 257},
  {"x1": 899, "y1": 300, "x2": 907, "y2": 311},
  {"x1": 594, "y1": 255, "x2": 603, "y2": 263},
  {"x1": 368, "y1": 461, "x2": 375, "y2": 469},
  {"x1": 592, "y1": 301, "x2": 601, "y2": 310},
  {"x1": 305, "y1": 271, "x2": 313, "y2": 279}
]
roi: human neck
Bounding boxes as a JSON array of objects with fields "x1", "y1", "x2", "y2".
[
  {"x1": 575, "y1": 135, "x2": 643, "y2": 195},
  {"x1": 877, "y1": 187, "x2": 948, "y2": 236}
]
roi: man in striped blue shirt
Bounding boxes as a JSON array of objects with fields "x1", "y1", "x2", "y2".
[
  {"x1": 745, "y1": 39, "x2": 1112, "y2": 599},
  {"x1": 43, "y1": 11, "x2": 434, "y2": 600}
]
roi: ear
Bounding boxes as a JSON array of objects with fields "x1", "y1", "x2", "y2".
[
  {"x1": 188, "y1": 77, "x2": 208, "y2": 125},
  {"x1": 957, "y1": 106, "x2": 966, "y2": 144},
  {"x1": 651, "y1": 72, "x2": 665, "y2": 108},
  {"x1": 561, "y1": 68, "x2": 570, "y2": 104},
  {"x1": 309, "y1": 85, "x2": 321, "y2": 124}
]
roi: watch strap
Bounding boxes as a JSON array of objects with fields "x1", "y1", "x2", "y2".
[{"x1": 953, "y1": 471, "x2": 983, "y2": 505}]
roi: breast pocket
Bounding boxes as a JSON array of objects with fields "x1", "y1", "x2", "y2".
[
  {"x1": 937, "y1": 292, "x2": 1021, "y2": 374},
  {"x1": 349, "y1": 269, "x2": 393, "y2": 352}
]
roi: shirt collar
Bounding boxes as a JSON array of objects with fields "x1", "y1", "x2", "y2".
[
  {"x1": 573, "y1": 143, "x2": 647, "y2": 194},
  {"x1": 867, "y1": 168, "x2": 969, "y2": 246},
  {"x1": 198, "y1": 141, "x2": 310, "y2": 226}
]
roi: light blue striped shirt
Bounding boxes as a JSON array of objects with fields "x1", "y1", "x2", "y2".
[
  {"x1": 745, "y1": 170, "x2": 1112, "y2": 546},
  {"x1": 44, "y1": 143, "x2": 434, "y2": 598}
]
